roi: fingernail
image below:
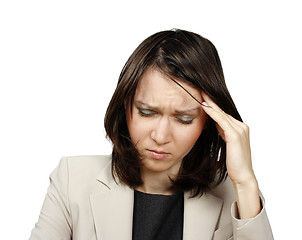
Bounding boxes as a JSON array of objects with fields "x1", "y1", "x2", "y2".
[{"x1": 201, "y1": 102, "x2": 209, "y2": 107}]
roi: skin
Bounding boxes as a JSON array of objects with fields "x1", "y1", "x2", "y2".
[
  {"x1": 201, "y1": 93, "x2": 261, "y2": 219},
  {"x1": 126, "y1": 67, "x2": 206, "y2": 195},
  {"x1": 126, "y1": 67, "x2": 261, "y2": 219}
]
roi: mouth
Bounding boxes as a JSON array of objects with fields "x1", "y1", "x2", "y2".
[{"x1": 147, "y1": 149, "x2": 170, "y2": 160}]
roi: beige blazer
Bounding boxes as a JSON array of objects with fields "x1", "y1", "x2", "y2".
[{"x1": 29, "y1": 155, "x2": 273, "y2": 240}]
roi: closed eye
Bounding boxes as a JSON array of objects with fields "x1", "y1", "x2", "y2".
[
  {"x1": 176, "y1": 115, "x2": 194, "y2": 124},
  {"x1": 137, "y1": 108, "x2": 156, "y2": 117},
  {"x1": 137, "y1": 107, "x2": 194, "y2": 124}
]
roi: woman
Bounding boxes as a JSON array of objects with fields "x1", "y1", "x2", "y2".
[{"x1": 30, "y1": 29, "x2": 273, "y2": 239}]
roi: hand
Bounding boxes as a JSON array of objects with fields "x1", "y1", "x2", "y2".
[
  {"x1": 201, "y1": 92, "x2": 261, "y2": 219},
  {"x1": 201, "y1": 92, "x2": 254, "y2": 185}
]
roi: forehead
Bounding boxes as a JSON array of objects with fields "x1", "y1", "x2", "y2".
[{"x1": 134, "y1": 68, "x2": 202, "y2": 107}]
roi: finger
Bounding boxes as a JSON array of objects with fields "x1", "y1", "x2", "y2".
[
  {"x1": 202, "y1": 94, "x2": 249, "y2": 143},
  {"x1": 200, "y1": 92, "x2": 250, "y2": 144},
  {"x1": 201, "y1": 92, "x2": 240, "y2": 129},
  {"x1": 218, "y1": 108, "x2": 247, "y2": 131},
  {"x1": 201, "y1": 92, "x2": 235, "y2": 126},
  {"x1": 201, "y1": 101, "x2": 235, "y2": 137},
  {"x1": 201, "y1": 92, "x2": 222, "y2": 112}
]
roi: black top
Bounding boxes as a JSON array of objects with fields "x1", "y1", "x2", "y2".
[{"x1": 132, "y1": 190, "x2": 184, "y2": 240}]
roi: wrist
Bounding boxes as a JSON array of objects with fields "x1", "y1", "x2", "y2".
[
  {"x1": 233, "y1": 173, "x2": 259, "y2": 193},
  {"x1": 232, "y1": 174, "x2": 261, "y2": 219}
]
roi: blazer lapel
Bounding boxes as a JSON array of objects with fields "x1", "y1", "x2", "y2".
[
  {"x1": 89, "y1": 160, "x2": 224, "y2": 240},
  {"x1": 90, "y1": 161, "x2": 134, "y2": 240},
  {"x1": 183, "y1": 192, "x2": 223, "y2": 240}
]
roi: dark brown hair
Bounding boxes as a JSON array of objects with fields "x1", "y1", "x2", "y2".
[{"x1": 104, "y1": 29, "x2": 242, "y2": 197}]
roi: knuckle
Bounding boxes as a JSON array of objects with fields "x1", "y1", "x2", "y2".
[
  {"x1": 242, "y1": 122, "x2": 249, "y2": 130},
  {"x1": 238, "y1": 127, "x2": 245, "y2": 135},
  {"x1": 231, "y1": 131, "x2": 241, "y2": 141},
  {"x1": 242, "y1": 123, "x2": 250, "y2": 134}
]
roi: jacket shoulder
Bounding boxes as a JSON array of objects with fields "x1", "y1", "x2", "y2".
[
  {"x1": 51, "y1": 155, "x2": 113, "y2": 201},
  {"x1": 53, "y1": 155, "x2": 112, "y2": 188},
  {"x1": 63, "y1": 155, "x2": 111, "y2": 171}
]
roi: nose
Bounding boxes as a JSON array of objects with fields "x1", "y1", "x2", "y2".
[{"x1": 150, "y1": 117, "x2": 172, "y2": 145}]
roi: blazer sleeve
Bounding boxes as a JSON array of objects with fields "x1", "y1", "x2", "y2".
[
  {"x1": 29, "y1": 157, "x2": 72, "y2": 240},
  {"x1": 230, "y1": 196, "x2": 274, "y2": 240}
]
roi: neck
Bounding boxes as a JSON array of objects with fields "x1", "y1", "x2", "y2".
[{"x1": 136, "y1": 167, "x2": 177, "y2": 195}]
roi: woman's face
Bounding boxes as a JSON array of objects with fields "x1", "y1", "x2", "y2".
[{"x1": 126, "y1": 67, "x2": 207, "y2": 178}]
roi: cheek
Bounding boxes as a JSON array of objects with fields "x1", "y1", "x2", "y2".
[
  {"x1": 181, "y1": 129, "x2": 201, "y2": 146},
  {"x1": 175, "y1": 122, "x2": 204, "y2": 150},
  {"x1": 128, "y1": 125, "x2": 145, "y2": 145}
]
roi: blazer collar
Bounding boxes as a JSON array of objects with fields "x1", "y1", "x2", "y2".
[
  {"x1": 90, "y1": 160, "x2": 223, "y2": 240},
  {"x1": 183, "y1": 192, "x2": 223, "y2": 240}
]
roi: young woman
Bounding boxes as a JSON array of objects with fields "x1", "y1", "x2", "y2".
[{"x1": 30, "y1": 29, "x2": 273, "y2": 240}]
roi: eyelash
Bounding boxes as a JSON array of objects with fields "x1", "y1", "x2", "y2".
[
  {"x1": 137, "y1": 108, "x2": 194, "y2": 125},
  {"x1": 178, "y1": 118, "x2": 193, "y2": 125},
  {"x1": 138, "y1": 108, "x2": 155, "y2": 117}
]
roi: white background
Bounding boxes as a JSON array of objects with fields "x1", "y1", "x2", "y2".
[{"x1": 0, "y1": 0, "x2": 301, "y2": 239}]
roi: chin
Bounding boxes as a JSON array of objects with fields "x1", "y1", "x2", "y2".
[{"x1": 141, "y1": 158, "x2": 181, "y2": 175}]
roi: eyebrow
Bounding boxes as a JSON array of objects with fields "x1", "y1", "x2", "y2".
[{"x1": 135, "y1": 101, "x2": 200, "y2": 114}]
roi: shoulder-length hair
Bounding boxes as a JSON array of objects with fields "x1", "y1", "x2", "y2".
[{"x1": 104, "y1": 29, "x2": 242, "y2": 197}]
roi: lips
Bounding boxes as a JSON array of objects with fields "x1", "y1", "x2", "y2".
[{"x1": 147, "y1": 149, "x2": 170, "y2": 160}]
